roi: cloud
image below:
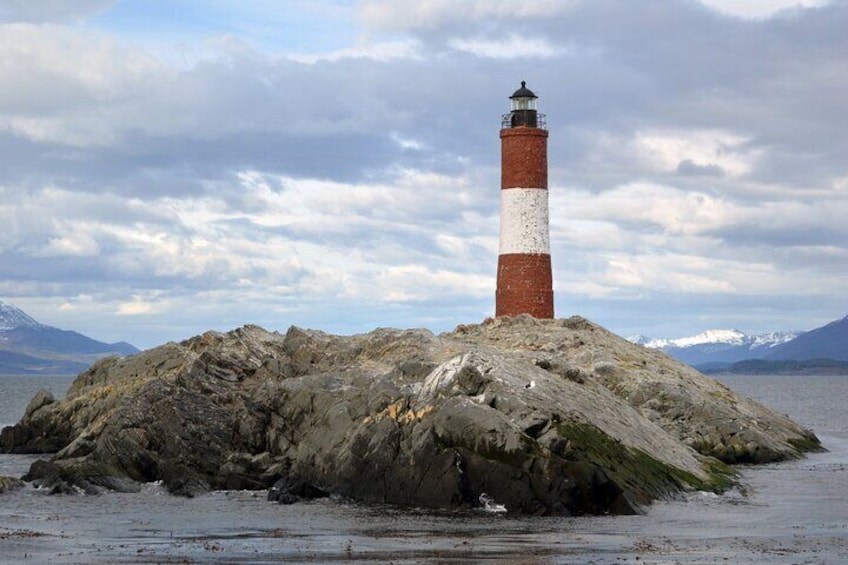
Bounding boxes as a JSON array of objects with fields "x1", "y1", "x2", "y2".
[
  {"x1": 358, "y1": 0, "x2": 570, "y2": 32},
  {"x1": 0, "y1": 25, "x2": 372, "y2": 147},
  {"x1": 285, "y1": 39, "x2": 421, "y2": 64},
  {"x1": 626, "y1": 129, "x2": 758, "y2": 177},
  {"x1": 550, "y1": 180, "x2": 848, "y2": 304},
  {"x1": 676, "y1": 160, "x2": 725, "y2": 177},
  {"x1": 117, "y1": 299, "x2": 159, "y2": 316},
  {"x1": 1, "y1": 0, "x2": 846, "y2": 346},
  {"x1": 448, "y1": 35, "x2": 563, "y2": 59},
  {"x1": 0, "y1": 0, "x2": 114, "y2": 23},
  {"x1": 699, "y1": 0, "x2": 832, "y2": 19},
  {"x1": 0, "y1": 23, "x2": 167, "y2": 146},
  {"x1": 0, "y1": 164, "x2": 499, "y2": 345}
]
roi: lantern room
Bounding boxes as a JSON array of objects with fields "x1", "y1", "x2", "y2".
[{"x1": 502, "y1": 81, "x2": 546, "y2": 129}]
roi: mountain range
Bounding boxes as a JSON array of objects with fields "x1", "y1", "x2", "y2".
[
  {"x1": 630, "y1": 315, "x2": 848, "y2": 372},
  {"x1": 0, "y1": 300, "x2": 138, "y2": 375}
]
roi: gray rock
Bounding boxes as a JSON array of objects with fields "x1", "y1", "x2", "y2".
[
  {"x1": 0, "y1": 317, "x2": 820, "y2": 514},
  {"x1": 24, "y1": 389, "x2": 54, "y2": 418},
  {"x1": 0, "y1": 475, "x2": 24, "y2": 493},
  {"x1": 267, "y1": 475, "x2": 329, "y2": 504}
]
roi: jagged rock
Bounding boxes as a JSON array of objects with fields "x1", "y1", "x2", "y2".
[
  {"x1": 451, "y1": 316, "x2": 821, "y2": 464},
  {"x1": 0, "y1": 476, "x2": 24, "y2": 493},
  {"x1": 267, "y1": 475, "x2": 330, "y2": 504},
  {"x1": 24, "y1": 389, "x2": 55, "y2": 418},
  {"x1": 0, "y1": 318, "x2": 820, "y2": 515}
]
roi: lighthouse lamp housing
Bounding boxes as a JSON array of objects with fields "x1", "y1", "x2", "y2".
[{"x1": 503, "y1": 81, "x2": 546, "y2": 129}]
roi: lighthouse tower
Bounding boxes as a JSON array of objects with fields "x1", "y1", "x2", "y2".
[{"x1": 495, "y1": 81, "x2": 554, "y2": 318}]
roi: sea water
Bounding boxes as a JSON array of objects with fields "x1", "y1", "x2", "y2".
[{"x1": 1, "y1": 374, "x2": 846, "y2": 564}]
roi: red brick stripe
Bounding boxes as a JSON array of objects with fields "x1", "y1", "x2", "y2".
[
  {"x1": 495, "y1": 253, "x2": 554, "y2": 318},
  {"x1": 500, "y1": 128, "x2": 549, "y2": 190}
]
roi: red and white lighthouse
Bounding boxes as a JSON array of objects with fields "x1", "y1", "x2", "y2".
[{"x1": 495, "y1": 81, "x2": 554, "y2": 319}]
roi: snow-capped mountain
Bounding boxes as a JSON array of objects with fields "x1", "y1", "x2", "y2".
[
  {"x1": 0, "y1": 300, "x2": 43, "y2": 331},
  {"x1": 636, "y1": 328, "x2": 798, "y2": 350},
  {"x1": 627, "y1": 335, "x2": 651, "y2": 346},
  {"x1": 0, "y1": 299, "x2": 139, "y2": 374},
  {"x1": 629, "y1": 327, "x2": 801, "y2": 367}
]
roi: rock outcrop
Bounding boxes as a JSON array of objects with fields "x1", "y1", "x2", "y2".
[
  {"x1": 0, "y1": 476, "x2": 24, "y2": 493},
  {"x1": 0, "y1": 316, "x2": 820, "y2": 515}
]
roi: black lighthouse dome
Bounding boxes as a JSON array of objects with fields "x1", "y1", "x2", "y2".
[{"x1": 509, "y1": 81, "x2": 537, "y2": 101}]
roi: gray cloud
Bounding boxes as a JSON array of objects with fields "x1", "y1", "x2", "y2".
[
  {"x1": 676, "y1": 159, "x2": 725, "y2": 177},
  {"x1": 0, "y1": 0, "x2": 114, "y2": 23}
]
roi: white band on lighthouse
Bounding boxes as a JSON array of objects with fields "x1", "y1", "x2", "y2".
[{"x1": 498, "y1": 188, "x2": 550, "y2": 255}]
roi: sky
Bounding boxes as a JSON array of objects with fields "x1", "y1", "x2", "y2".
[{"x1": 0, "y1": 0, "x2": 846, "y2": 349}]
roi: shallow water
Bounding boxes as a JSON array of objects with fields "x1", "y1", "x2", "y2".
[{"x1": 1, "y1": 374, "x2": 846, "y2": 564}]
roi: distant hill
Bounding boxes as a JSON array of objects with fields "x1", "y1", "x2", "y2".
[
  {"x1": 0, "y1": 325, "x2": 138, "y2": 356},
  {"x1": 0, "y1": 350, "x2": 90, "y2": 375},
  {"x1": 0, "y1": 300, "x2": 139, "y2": 375},
  {"x1": 766, "y1": 316, "x2": 848, "y2": 362},
  {"x1": 701, "y1": 358, "x2": 848, "y2": 376}
]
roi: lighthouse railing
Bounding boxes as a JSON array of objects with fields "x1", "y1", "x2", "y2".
[{"x1": 501, "y1": 113, "x2": 546, "y2": 130}]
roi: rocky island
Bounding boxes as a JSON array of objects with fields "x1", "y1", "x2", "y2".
[{"x1": 1, "y1": 316, "x2": 820, "y2": 515}]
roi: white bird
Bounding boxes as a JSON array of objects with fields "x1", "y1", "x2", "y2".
[{"x1": 479, "y1": 493, "x2": 507, "y2": 513}]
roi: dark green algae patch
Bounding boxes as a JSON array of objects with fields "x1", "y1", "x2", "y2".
[
  {"x1": 557, "y1": 422, "x2": 738, "y2": 509},
  {"x1": 788, "y1": 432, "x2": 826, "y2": 454}
]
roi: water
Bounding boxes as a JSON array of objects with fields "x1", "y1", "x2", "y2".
[
  {"x1": 1, "y1": 374, "x2": 846, "y2": 564},
  {"x1": 0, "y1": 374, "x2": 74, "y2": 429}
]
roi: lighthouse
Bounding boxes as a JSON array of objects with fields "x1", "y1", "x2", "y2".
[{"x1": 495, "y1": 81, "x2": 554, "y2": 318}]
